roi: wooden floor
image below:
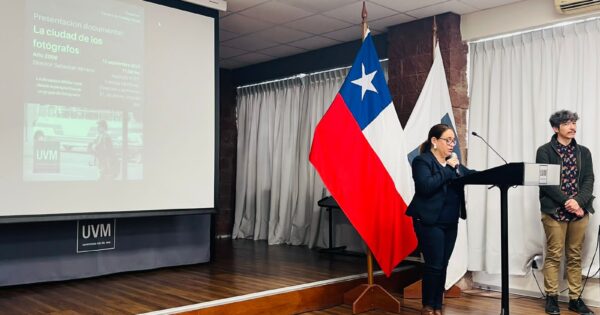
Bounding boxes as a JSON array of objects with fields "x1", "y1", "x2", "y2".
[
  {"x1": 0, "y1": 238, "x2": 371, "y2": 314},
  {"x1": 1, "y1": 239, "x2": 597, "y2": 315},
  {"x1": 304, "y1": 290, "x2": 600, "y2": 315}
]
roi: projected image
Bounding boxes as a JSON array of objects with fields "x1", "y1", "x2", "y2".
[
  {"x1": 24, "y1": 104, "x2": 143, "y2": 181},
  {"x1": 23, "y1": 0, "x2": 144, "y2": 182},
  {"x1": 0, "y1": 0, "x2": 215, "y2": 216}
]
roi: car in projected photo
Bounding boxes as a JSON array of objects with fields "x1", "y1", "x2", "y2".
[{"x1": 31, "y1": 117, "x2": 143, "y2": 163}]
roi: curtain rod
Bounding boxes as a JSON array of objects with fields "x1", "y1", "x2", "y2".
[{"x1": 237, "y1": 58, "x2": 389, "y2": 90}]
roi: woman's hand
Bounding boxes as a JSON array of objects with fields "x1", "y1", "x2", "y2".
[{"x1": 446, "y1": 155, "x2": 460, "y2": 169}]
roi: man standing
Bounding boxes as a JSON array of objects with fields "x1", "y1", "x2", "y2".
[
  {"x1": 90, "y1": 120, "x2": 118, "y2": 180},
  {"x1": 537, "y1": 110, "x2": 595, "y2": 315}
]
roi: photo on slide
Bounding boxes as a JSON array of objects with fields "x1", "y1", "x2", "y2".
[{"x1": 23, "y1": 104, "x2": 143, "y2": 181}]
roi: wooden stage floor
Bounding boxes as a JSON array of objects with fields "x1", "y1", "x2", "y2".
[
  {"x1": 0, "y1": 238, "x2": 597, "y2": 314},
  {"x1": 0, "y1": 238, "x2": 370, "y2": 314}
]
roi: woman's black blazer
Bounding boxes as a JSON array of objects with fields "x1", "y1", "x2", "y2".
[{"x1": 405, "y1": 151, "x2": 475, "y2": 225}]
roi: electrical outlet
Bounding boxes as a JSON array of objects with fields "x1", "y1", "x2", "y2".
[{"x1": 531, "y1": 254, "x2": 543, "y2": 270}]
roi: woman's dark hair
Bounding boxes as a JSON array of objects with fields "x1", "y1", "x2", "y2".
[
  {"x1": 419, "y1": 124, "x2": 452, "y2": 153},
  {"x1": 549, "y1": 110, "x2": 578, "y2": 128}
]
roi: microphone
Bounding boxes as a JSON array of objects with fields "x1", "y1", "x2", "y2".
[
  {"x1": 471, "y1": 131, "x2": 508, "y2": 164},
  {"x1": 450, "y1": 152, "x2": 461, "y2": 176}
]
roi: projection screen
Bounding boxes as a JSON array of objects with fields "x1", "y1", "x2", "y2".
[{"x1": 0, "y1": 0, "x2": 217, "y2": 221}]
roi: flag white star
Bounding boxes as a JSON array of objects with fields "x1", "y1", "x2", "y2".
[{"x1": 351, "y1": 63, "x2": 378, "y2": 100}]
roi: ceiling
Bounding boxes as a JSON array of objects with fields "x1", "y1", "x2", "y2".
[{"x1": 219, "y1": 0, "x2": 523, "y2": 69}]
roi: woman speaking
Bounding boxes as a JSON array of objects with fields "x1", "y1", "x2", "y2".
[{"x1": 406, "y1": 124, "x2": 474, "y2": 315}]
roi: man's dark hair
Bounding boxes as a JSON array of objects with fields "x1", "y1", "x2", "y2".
[{"x1": 549, "y1": 110, "x2": 579, "y2": 128}]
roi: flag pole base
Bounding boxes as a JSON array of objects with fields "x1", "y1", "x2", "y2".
[{"x1": 343, "y1": 284, "x2": 401, "y2": 314}]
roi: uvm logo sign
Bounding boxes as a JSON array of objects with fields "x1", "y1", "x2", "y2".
[
  {"x1": 77, "y1": 219, "x2": 116, "y2": 253},
  {"x1": 33, "y1": 141, "x2": 60, "y2": 173}
]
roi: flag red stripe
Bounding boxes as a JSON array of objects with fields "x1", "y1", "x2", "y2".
[{"x1": 310, "y1": 94, "x2": 417, "y2": 276}]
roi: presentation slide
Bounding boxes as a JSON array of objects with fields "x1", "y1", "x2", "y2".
[
  {"x1": 25, "y1": 0, "x2": 144, "y2": 182},
  {"x1": 0, "y1": 0, "x2": 216, "y2": 218}
]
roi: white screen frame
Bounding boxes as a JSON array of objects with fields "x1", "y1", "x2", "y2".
[{"x1": 0, "y1": 0, "x2": 219, "y2": 223}]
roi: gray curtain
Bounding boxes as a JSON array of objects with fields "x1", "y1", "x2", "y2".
[
  {"x1": 233, "y1": 62, "x2": 370, "y2": 248},
  {"x1": 233, "y1": 62, "x2": 388, "y2": 250}
]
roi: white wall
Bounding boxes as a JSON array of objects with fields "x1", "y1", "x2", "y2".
[{"x1": 462, "y1": 0, "x2": 600, "y2": 41}]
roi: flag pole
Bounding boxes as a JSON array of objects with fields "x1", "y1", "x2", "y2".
[
  {"x1": 362, "y1": 2, "x2": 375, "y2": 289},
  {"x1": 432, "y1": 15, "x2": 437, "y2": 57},
  {"x1": 342, "y1": 3, "x2": 402, "y2": 313}
]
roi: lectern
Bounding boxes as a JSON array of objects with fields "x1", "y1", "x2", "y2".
[{"x1": 454, "y1": 163, "x2": 560, "y2": 315}]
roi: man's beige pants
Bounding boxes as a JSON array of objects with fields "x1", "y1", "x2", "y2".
[{"x1": 541, "y1": 213, "x2": 589, "y2": 300}]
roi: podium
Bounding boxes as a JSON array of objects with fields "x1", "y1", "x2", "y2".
[{"x1": 454, "y1": 163, "x2": 560, "y2": 315}]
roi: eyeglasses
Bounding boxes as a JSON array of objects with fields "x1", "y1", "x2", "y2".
[{"x1": 438, "y1": 137, "x2": 456, "y2": 145}]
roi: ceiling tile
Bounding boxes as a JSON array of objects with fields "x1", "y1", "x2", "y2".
[
  {"x1": 321, "y1": 25, "x2": 364, "y2": 42},
  {"x1": 368, "y1": 13, "x2": 416, "y2": 32},
  {"x1": 219, "y1": 58, "x2": 246, "y2": 69},
  {"x1": 220, "y1": 45, "x2": 248, "y2": 58},
  {"x1": 285, "y1": 14, "x2": 353, "y2": 35},
  {"x1": 233, "y1": 52, "x2": 273, "y2": 64},
  {"x1": 217, "y1": 0, "x2": 524, "y2": 68},
  {"x1": 407, "y1": 0, "x2": 479, "y2": 18},
  {"x1": 239, "y1": 1, "x2": 313, "y2": 25},
  {"x1": 288, "y1": 36, "x2": 341, "y2": 51},
  {"x1": 368, "y1": 0, "x2": 448, "y2": 12},
  {"x1": 219, "y1": 29, "x2": 240, "y2": 42},
  {"x1": 457, "y1": 0, "x2": 522, "y2": 10},
  {"x1": 220, "y1": 13, "x2": 273, "y2": 34},
  {"x1": 323, "y1": 1, "x2": 398, "y2": 24},
  {"x1": 225, "y1": 0, "x2": 270, "y2": 13},
  {"x1": 255, "y1": 26, "x2": 313, "y2": 44},
  {"x1": 222, "y1": 34, "x2": 279, "y2": 51},
  {"x1": 279, "y1": 0, "x2": 361, "y2": 13},
  {"x1": 258, "y1": 44, "x2": 307, "y2": 58}
]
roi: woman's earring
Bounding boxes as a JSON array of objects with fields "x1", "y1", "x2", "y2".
[{"x1": 433, "y1": 143, "x2": 437, "y2": 150}]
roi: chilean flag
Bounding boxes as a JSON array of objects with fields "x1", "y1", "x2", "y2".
[{"x1": 309, "y1": 32, "x2": 417, "y2": 277}]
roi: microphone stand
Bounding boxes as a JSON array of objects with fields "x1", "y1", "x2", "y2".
[
  {"x1": 472, "y1": 131, "x2": 508, "y2": 164},
  {"x1": 471, "y1": 131, "x2": 509, "y2": 190}
]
